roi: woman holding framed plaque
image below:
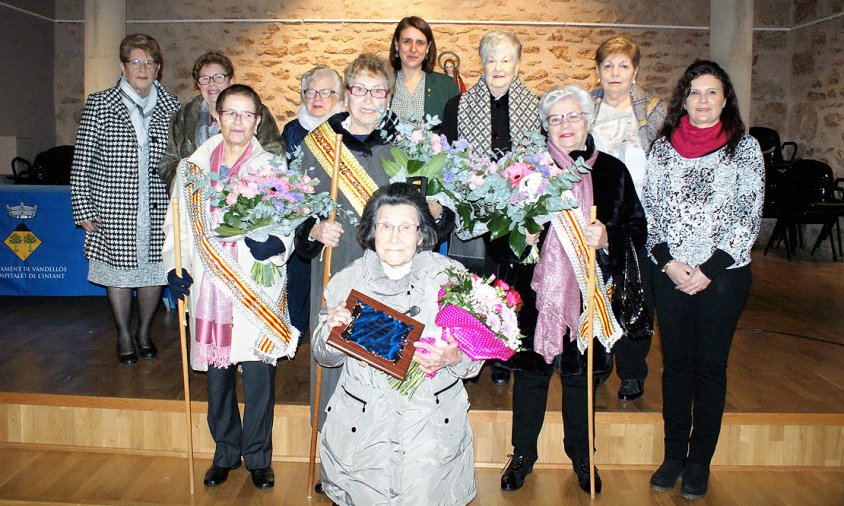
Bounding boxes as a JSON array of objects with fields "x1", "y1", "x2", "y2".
[{"x1": 311, "y1": 183, "x2": 481, "y2": 506}]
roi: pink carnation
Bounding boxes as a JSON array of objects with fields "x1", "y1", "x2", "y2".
[{"x1": 225, "y1": 193, "x2": 238, "y2": 206}]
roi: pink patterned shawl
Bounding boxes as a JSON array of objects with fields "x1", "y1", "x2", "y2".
[
  {"x1": 530, "y1": 140, "x2": 598, "y2": 364},
  {"x1": 192, "y1": 141, "x2": 253, "y2": 368}
]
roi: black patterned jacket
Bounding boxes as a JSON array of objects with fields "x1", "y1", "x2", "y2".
[{"x1": 70, "y1": 78, "x2": 180, "y2": 268}]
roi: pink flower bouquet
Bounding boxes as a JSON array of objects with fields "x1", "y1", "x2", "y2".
[
  {"x1": 435, "y1": 267, "x2": 525, "y2": 361},
  {"x1": 200, "y1": 155, "x2": 344, "y2": 286}
]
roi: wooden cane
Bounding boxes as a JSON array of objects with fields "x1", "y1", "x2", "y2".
[
  {"x1": 585, "y1": 205, "x2": 598, "y2": 498},
  {"x1": 171, "y1": 197, "x2": 196, "y2": 495},
  {"x1": 307, "y1": 133, "x2": 343, "y2": 498}
]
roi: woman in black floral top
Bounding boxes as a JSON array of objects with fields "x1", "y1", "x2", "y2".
[{"x1": 642, "y1": 60, "x2": 764, "y2": 500}]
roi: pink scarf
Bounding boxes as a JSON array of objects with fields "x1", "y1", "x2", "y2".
[
  {"x1": 193, "y1": 141, "x2": 253, "y2": 368},
  {"x1": 670, "y1": 115, "x2": 728, "y2": 159},
  {"x1": 530, "y1": 139, "x2": 598, "y2": 364}
]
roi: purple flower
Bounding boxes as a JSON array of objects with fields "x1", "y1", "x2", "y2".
[
  {"x1": 443, "y1": 169, "x2": 455, "y2": 183},
  {"x1": 537, "y1": 164, "x2": 550, "y2": 178}
]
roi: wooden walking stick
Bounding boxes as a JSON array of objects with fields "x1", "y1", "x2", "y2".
[
  {"x1": 171, "y1": 197, "x2": 196, "y2": 495},
  {"x1": 307, "y1": 133, "x2": 343, "y2": 498},
  {"x1": 585, "y1": 205, "x2": 598, "y2": 498}
]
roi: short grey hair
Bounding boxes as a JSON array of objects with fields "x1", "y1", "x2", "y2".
[
  {"x1": 300, "y1": 65, "x2": 345, "y2": 102},
  {"x1": 479, "y1": 30, "x2": 522, "y2": 63},
  {"x1": 538, "y1": 84, "x2": 595, "y2": 130}
]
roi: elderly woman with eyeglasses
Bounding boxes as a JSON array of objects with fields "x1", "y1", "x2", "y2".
[
  {"x1": 70, "y1": 33, "x2": 180, "y2": 366},
  {"x1": 441, "y1": 31, "x2": 540, "y2": 385},
  {"x1": 159, "y1": 51, "x2": 283, "y2": 193},
  {"x1": 163, "y1": 84, "x2": 295, "y2": 491},
  {"x1": 499, "y1": 84, "x2": 645, "y2": 496},
  {"x1": 388, "y1": 16, "x2": 459, "y2": 123},
  {"x1": 280, "y1": 65, "x2": 346, "y2": 339},
  {"x1": 312, "y1": 182, "x2": 480, "y2": 506},
  {"x1": 281, "y1": 65, "x2": 346, "y2": 154},
  {"x1": 293, "y1": 53, "x2": 401, "y2": 441}
]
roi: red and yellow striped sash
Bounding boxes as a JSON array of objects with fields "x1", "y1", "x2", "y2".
[
  {"x1": 552, "y1": 209, "x2": 621, "y2": 351},
  {"x1": 304, "y1": 122, "x2": 378, "y2": 216},
  {"x1": 185, "y1": 163, "x2": 292, "y2": 356}
]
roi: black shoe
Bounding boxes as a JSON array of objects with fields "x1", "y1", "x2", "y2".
[
  {"x1": 500, "y1": 452, "x2": 537, "y2": 491},
  {"x1": 617, "y1": 379, "x2": 644, "y2": 401},
  {"x1": 314, "y1": 481, "x2": 325, "y2": 495},
  {"x1": 573, "y1": 457, "x2": 602, "y2": 494},
  {"x1": 681, "y1": 462, "x2": 709, "y2": 499},
  {"x1": 137, "y1": 336, "x2": 157, "y2": 359},
  {"x1": 249, "y1": 467, "x2": 275, "y2": 489},
  {"x1": 203, "y1": 461, "x2": 241, "y2": 487},
  {"x1": 491, "y1": 366, "x2": 511, "y2": 384},
  {"x1": 650, "y1": 458, "x2": 685, "y2": 491},
  {"x1": 117, "y1": 352, "x2": 138, "y2": 365},
  {"x1": 117, "y1": 336, "x2": 138, "y2": 365}
]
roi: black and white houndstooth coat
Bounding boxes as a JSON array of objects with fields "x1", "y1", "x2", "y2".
[{"x1": 70, "y1": 78, "x2": 180, "y2": 269}]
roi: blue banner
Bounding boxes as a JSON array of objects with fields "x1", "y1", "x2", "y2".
[{"x1": 0, "y1": 185, "x2": 105, "y2": 296}]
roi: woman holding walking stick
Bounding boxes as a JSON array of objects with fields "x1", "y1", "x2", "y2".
[
  {"x1": 499, "y1": 84, "x2": 646, "y2": 495},
  {"x1": 162, "y1": 85, "x2": 297, "y2": 491}
]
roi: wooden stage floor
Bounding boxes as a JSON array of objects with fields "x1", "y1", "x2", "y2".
[{"x1": 1, "y1": 251, "x2": 842, "y2": 416}]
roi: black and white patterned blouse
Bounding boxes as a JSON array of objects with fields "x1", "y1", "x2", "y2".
[
  {"x1": 390, "y1": 72, "x2": 426, "y2": 121},
  {"x1": 643, "y1": 134, "x2": 764, "y2": 273}
]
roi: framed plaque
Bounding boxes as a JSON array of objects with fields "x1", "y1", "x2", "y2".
[{"x1": 327, "y1": 289, "x2": 424, "y2": 380}]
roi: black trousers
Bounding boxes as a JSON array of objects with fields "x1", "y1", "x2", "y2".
[
  {"x1": 286, "y1": 253, "x2": 311, "y2": 338},
  {"x1": 654, "y1": 265, "x2": 751, "y2": 465},
  {"x1": 613, "y1": 248, "x2": 654, "y2": 381},
  {"x1": 207, "y1": 361, "x2": 276, "y2": 469},
  {"x1": 511, "y1": 367, "x2": 597, "y2": 463}
]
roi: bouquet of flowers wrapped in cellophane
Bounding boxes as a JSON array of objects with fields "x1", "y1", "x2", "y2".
[
  {"x1": 389, "y1": 267, "x2": 525, "y2": 398},
  {"x1": 200, "y1": 154, "x2": 349, "y2": 286},
  {"x1": 440, "y1": 131, "x2": 586, "y2": 263}
]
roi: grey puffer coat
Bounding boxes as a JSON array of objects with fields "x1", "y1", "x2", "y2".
[{"x1": 312, "y1": 250, "x2": 481, "y2": 506}]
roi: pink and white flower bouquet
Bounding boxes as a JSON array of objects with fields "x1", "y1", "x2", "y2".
[
  {"x1": 198, "y1": 154, "x2": 346, "y2": 286},
  {"x1": 388, "y1": 267, "x2": 525, "y2": 398},
  {"x1": 439, "y1": 132, "x2": 586, "y2": 262},
  {"x1": 434, "y1": 267, "x2": 525, "y2": 360}
]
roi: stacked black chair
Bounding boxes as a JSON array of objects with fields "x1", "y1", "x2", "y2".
[
  {"x1": 7, "y1": 145, "x2": 74, "y2": 185},
  {"x1": 749, "y1": 126, "x2": 798, "y2": 219},
  {"x1": 764, "y1": 159, "x2": 844, "y2": 261}
]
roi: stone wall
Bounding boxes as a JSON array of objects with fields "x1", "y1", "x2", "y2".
[
  {"x1": 55, "y1": 0, "x2": 719, "y2": 143},
  {"x1": 53, "y1": 0, "x2": 839, "y2": 186},
  {"x1": 788, "y1": 6, "x2": 844, "y2": 175}
]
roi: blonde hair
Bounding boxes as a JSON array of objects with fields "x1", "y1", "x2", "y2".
[{"x1": 344, "y1": 53, "x2": 395, "y2": 92}]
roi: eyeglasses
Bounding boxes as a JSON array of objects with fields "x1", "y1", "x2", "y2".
[
  {"x1": 547, "y1": 111, "x2": 589, "y2": 126},
  {"x1": 219, "y1": 109, "x2": 257, "y2": 122},
  {"x1": 347, "y1": 85, "x2": 389, "y2": 99},
  {"x1": 375, "y1": 222, "x2": 419, "y2": 235},
  {"x1": 304, "y1": 88, "x2": 337, "y2": 100},
  {"x1": 124, "y1": 59, "x2": 157, "y2": 69},
  {"x1": 197, "y1": 73, "x2": 230, "y2": 85}
]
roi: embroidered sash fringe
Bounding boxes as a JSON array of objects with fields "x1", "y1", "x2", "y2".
[{"x1": 550, "y1": 209, "x2": 623, "y2": 353}]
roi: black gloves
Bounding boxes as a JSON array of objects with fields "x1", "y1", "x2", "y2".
[
  {"x1": 245, "y1": 235, "x2": 286, "y2": 261},
  {"x1": 167, "y1": 269, "x2": 193, "y2": 301}
]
